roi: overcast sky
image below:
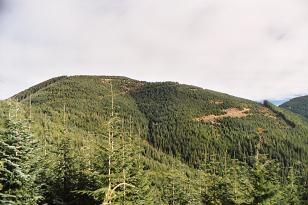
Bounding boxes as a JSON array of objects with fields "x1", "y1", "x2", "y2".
[{"x1": 0, "y1": 0, "x2": 308, "y2": 102}]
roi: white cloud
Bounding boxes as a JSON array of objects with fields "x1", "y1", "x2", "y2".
[{"x1": 1, "y1": 0, "x2": 308, "y2": 100}]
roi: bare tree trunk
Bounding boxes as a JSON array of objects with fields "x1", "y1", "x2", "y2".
[
  {"x1": 8, "y1": 98, "x2": 12, "y2": 119},
  {"x1": 108, "y1": 83, "x2": 114, "y2": 205},
  {"x1": 122, "y1": 119, "x2": 126, "y2": 205},
  {"x1": 172, "y1": 163, "x2": 175, "y2": 205},
  {"x1": 43, "y1": 114, "x2": 48, "y2": 157},
  {"x1": 224, "y1": 150, "x2": 228, "y2": 175},
  {"x1": 29, "y1": 94, "x2": 32, "y2": 131}
]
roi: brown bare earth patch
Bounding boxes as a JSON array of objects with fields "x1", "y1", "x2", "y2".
[
  {"x1": 256, "y1": 127, "x2": 266, "y2": 135},
  {"x1": 101, "y1": 78, "x2": 145, "y2": 93},
  {"x1": 259, "y1": 107, "x2": 276, "y2": 119},
  {"x1": 101, "y1": 78, "x2": 113, "y2": 84},
  {"x1": 190, "y1": 88, "x2": 199, "y2": 91},
  {"x1": 120, "y1": 82, "x2": 145, "y2": 93},
  {"x1": 209, "y1": 100, "x2": 224, "y2": 105},
  {"x1": 195, "y1": 108, "x2": 251, "y2": 123},
  {"x1": 215, "y1": 101, "x2": 224, "y2": 105}
]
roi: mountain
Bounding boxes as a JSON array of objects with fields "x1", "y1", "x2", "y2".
[
  {"x1": 13, "y1": 75, "x2": 308, "y2": 166},
  {"x1": 1, "y1": 75, "x2": 308, "y2": 204},
  {"x1": 280, "y1": 95, "x2": 308, "y2": 119}
]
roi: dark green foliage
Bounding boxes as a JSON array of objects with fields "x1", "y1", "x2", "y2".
[
  {"x1": 34, "y1": 120, "x2": 98, "y2": 205},
  {"x1": 281, "y1": 95, "x2": 308, "y2": 119},
  {"x1": 85, "y1": 106, "x2": 154, "y2": 204},
  {"x1": 13, "y1": 76, "x2": 308, "y2": 170},
  {"x1": 204, "y1": 160, "x2": 254, "y2": 204},
  {"x1": 280, "y1": 167, "x2": 302, "y2": 205},
  {"x1": 39, "y1": 135, "x2": 91, "y2": 205},
  {"x1": 251, "y1": 156, "x2": 281, "y2": 204},
  {"x1": 131, "y1": 82, "x2": 308, "y2": 171},
  {"x1": 1, "y1": 75, "x2": 307, "y2": 204},
  {"x1": 12, "y1": 76, "x2": 68, "y2": 102}
]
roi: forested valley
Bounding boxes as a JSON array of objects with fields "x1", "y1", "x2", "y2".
[{"x1": 1, "y1": 76, "x2": 307, "y2": 204}]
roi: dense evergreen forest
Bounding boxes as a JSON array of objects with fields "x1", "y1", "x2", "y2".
[
  {"x1": 281, "y1": 95, "x2": 308, "y2": 119},
  {"x1": 1, "y1": 75, "x2": 308, "y2": 204}
]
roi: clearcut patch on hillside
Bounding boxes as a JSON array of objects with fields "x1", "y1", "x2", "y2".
[
  {"x1": 209, "y1": 99, "x2": 224, "y2": 105},
  {"x1": 195, "y1": 108, "x2": 251, "y2": 123},
  {"x1": 259, "y1": 107, "x2": 276, "y2": 119}
]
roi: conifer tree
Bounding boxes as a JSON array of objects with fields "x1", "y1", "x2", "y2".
[
  {"x1": 280, "y1": 167, "x2": 302, "y2": 204},
  {"x1": 0, "y1": 117, "x2": 40, "y2": 204},
  {"x1": 161, "y1": 163, "x2": 194, "y2": 205},
  {"x1": 53, "y1": 105, "x2": 91, "y2": 204},
  {"x1": 251, "y1": 134, "x2": 281, "y2": 204},
  {"x1": 88, "y1": 83, "x2": 153, "y2": 204},
  {"x1": 213, "y1": 160, "x2": 254, "y2": 204},
  {"x1": 118, "y1": 128, "x2": 154, "y2": 205}
]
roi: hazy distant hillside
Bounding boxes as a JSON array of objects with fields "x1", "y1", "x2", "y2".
[{"x1": 281, "y1": 95, "x2": 308, "y2": 119}]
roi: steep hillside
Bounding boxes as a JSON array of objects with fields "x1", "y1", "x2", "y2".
[
  {"x1": 3, "y1": 75, "x2": 308, "y2": 204},
  {"x1": 0, "y1": 98, "x2": 207, "y2": 204},
  {"x1": 12, "y1": 76, "x2": 308, "y2": 168},
  {"x1": 131, "y1": 82, "x2": 308, "y2": 167},
  {"x1": 281, "y1": 95, "x2": 308, "y2": 119}
]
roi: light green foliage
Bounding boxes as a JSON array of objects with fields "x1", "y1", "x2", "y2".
[
  {"x1": 88, "y1": 105, "x2": 154, "y2": 204},
  {"x1": 34, "y1": 119, "x2": 98, "y2": 204},
  {"x1": 282, "y1": 168, "x2": 302, "y2": 204},
  {"x1": 0, "y1": 114, "x2": 41, "y2": 204},
  {"x1": 0, "y1": 161, "x2": 3, "y2": 191}
]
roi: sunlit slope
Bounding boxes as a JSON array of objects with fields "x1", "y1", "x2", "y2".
[
  {"x1": 0, "y1": 99, "x2": 209, "y2": 205},
  {"x1": 12, "y1": 76, "x2": 308, "y2": 168},
  {"x1": 13, "y1": 76, "x2": 148, "y2": 133}
]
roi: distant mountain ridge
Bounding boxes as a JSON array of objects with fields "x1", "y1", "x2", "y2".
[{"x1": 280, "y1": 95, "x2": 308, "y2": 119}]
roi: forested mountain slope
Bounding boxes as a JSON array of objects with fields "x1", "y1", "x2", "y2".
[
  {"x1": 1, "y1": 75, "x2": 307, "y2": 204},
  {"x1": 281, "y1": 95, "x2": 308, "y2": 119},
  {"x1": 12, "y1": 76, "x2": 308, "y2": 168}
]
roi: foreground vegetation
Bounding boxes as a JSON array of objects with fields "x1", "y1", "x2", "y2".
[{"x1": 1, "y1": 75, "x2": 308, "y2": 204}]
